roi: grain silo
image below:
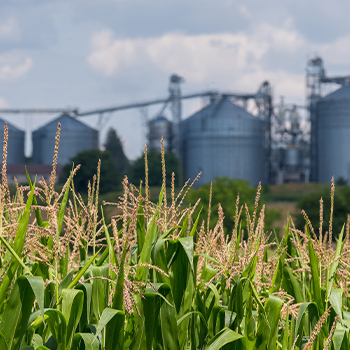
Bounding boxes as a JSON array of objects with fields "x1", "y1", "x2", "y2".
[
  {"x1": 32, "y1": 114, "x2": 98, "y2": 165},
  {"x1": 182, "y1": 97, "x2": 265, "y2": 186},
  {"x1": 148, "y1": 116, "x2": 173, "y2": 152},
  {"x1": 316, "y1": 84, "x2": 350, "y2": 183},
  {"x1": 0, "y1": 119, "x2": 25, "y2": 164}
]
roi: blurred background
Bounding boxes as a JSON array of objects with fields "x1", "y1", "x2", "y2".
[{"x1": 0, "y1": 0, "x2": 350, "y2": 234}]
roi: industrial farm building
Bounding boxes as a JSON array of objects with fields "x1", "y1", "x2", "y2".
[
  {"x1": 0, "y1": 119, "x2": 25, "y2": 164},
  {"x1": 32, "y1": 114, "x2": 98, "y2": 165},
  {"x1": 181, "y1": 97, "x2": 265, "y2": 186},
  {"x1": 0, "y1": 57, "x2": 349, "y2": 186},
  {"x1": 314, "y1": 84, "x2": 350, "y2": 183},
  {"x1": 0, "y1": 114, "x2": 98, "y2": 183}
]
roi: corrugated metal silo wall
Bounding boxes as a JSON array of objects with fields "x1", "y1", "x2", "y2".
[
  {"x1": 32, "y1": 118, "x2": 99, "y2": 165},
  {"x1": 0, "y1": 120, "x2": 25, "y2": 164},
  {"x1": 317, "y1": 95, "x2": 350, "y2": 183},
  {"x1": 32, "y1": 129, "x2": 43, "y2": 164},
  {"x1": 182, "y1": 104, "x2": 265, "y2": 187}
]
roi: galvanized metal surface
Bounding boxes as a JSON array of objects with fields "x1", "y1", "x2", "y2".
[
  {"x1": 285, "y1": 147, "x2": 301, "y2": 169},
  {"x1": 181, "y1": 98, "x2": 265, "y2": 186},
  {"x1": 32, "y1": 114, "x2": 98, "y2": 165},
  {"x1": 0, "y1": 119, "x2": 25, "y2": 164},
  {"x1": 316, "y1": 84, "x2": 350, "y2": 183},
  {"x1": 148, "y1": 116, "x2": 173, "y2": 152}
]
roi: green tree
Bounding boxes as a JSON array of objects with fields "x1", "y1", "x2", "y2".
[
  {"x1": 130, "y1": 150, "x2": 179, "y2": 187},
  {"x1": 60, "y1": 149, "x2": 120, "y2": 194},
  {"x1": 104, "y1": 128, "x2": 129, "y2": 175},
  {"x1": 186, "y1": 177, "x2": 280, "y2": 236}
]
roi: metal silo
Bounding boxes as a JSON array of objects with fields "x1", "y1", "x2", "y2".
[
  {"x1": 0, "y1": 119, "x2": 25, "y2": 164},
  {"x1": 32, "y1": 114, "x2": 98, "y2": 165},
  {"x1": 148, "y1": 116, "x2": 173, "y2": 152},
  {"x1": 182, "y1": 97, "x2": 265, "y2": 186},
  {"x1": 316, "y1": 84, "x2": 350, "y2": 183}
]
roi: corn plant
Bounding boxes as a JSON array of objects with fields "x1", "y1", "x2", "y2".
[{"x1": 0, "y1": 127, "x2": 350, "y2": 349}]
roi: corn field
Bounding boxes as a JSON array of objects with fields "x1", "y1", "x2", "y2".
[{"x1": 0, "y1": 125, "x2": 350, "y2": 350}]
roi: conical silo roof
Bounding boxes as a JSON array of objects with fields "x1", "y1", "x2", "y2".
[
  {"x1": 186, "y1": 97, "x2": 256, "y2": 124},
  {"x1": 35, "y1": 114, "x2": 95, "y2": 132},
  {"x1": 0, "y1": 119, "x2": 24, "y2": 133},
  {"x1": 321, "y1": 84, "x2": 350, "y2": 102},
  {"x1": 32, "y1": 114, "x2": 98, "y2": 165}
]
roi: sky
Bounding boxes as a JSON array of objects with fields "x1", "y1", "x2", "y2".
[{"x1": 0, "y1": 0, "x2": 349, "y2": 159}]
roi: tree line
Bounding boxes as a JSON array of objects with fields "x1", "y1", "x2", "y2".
[{"x1": 59, "y1": 127, "x2": 179, "y2": 193}]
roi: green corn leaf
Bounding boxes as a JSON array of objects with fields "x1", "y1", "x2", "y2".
[
  {"x1": 269, "y1": 257, "x2": 283, "y2": 294},
  {"x1": 308, "y1": 239, "x2": 324, "y2": 315},
  {"x1": 248, "y1": 279, "x2": 266, "y2": 319},
  {"x1": 142, "y1": 293, "x2": 156, "y2": 350},
  {"x1": 178, "y1": 236, "x2": 194, "y2": 271},
  {"x1": 177, "y1": 311, "x2": 208, "y2": 331},
  {"x1": 136, "y1": 199, "x2": 145, "y2": 254},
  {"x1": 105, "y1": 310, "x2": 125, "y2": 350},
  {"x1": 179, "y1": 211, "x2": 189, "y2": 238},
  {"x1": 136, "y1": 209, "x2": 159, "y2": 282},
  {"x1": 0, "y1": 183, "x2": 34, "y2": 306},
  {"x1": 62, "y1": 289, "x2": 84, "y2": 348},
  {"x1": 57, "y1": 269, "x2": 77, "y2": 295},
  {"x1": 295, "y1": 302, "x2": 318, "y2": 345},
  {"x1": 31, "y1": 333, "x2": 44, "y2": 347},
  {"x1": 269, "y1": 232, "x2": 289, "y2": 294},
  {"x1": 329, "y1": 288, "x2": 343, "y2": 321},
  {"x1": 0, "y1": 275, "x2": 44, "y2": 350},
  {"x1": 332, "y1": 329, "x2": 346, "y2": 350},
  {"x1": 158, "y1": 186, "x2": 164, "y2": 207},
  {"x1": 255, "y1": 294, "x2": 283, "y2": 350},
  {"x1": 25, "y1": 168, "x2": 44, "y2": 228},
  {"x1": 57, "y1": 168, "x2": 73, "y2": 235},
  {"x1": 206, "y1": 327, "x2": 243, "y2": 350},
  {"x1": 112, "y1": 236, "x2": 128, "y2": 311},
  {"x1": 94, "y1": 307, "x2": 124, "y2": 339},
  {"x1": 88, "y1": 266, "x2": 108, "y2": 322},
  {"x1": 66, "y1": 249, "x2": 101, "y2": 290},
  {"x1": 0, "y1": 234, "x2": 32, "y2": 276},
  {"x1": 0, "y1": 330, "x2": 8, "y2": 350},
  {"x1": 190, "y1": 208, "x2": 202, "y2": 237},
  {"x1": 281, "y1": 306, "x2": 290, "y2": 349},
  {"x1": 169, "y1": 239, "x2": 191, "y2": 313},
  {"x1": 144, "y1": 283, "x2": 175, "y2": 308},
  {"x1": 327, "y1": 225, "x2": 345, "y2": 300},
  {"x1": 71, "y1": 333, "x2": 100, "y2": 350},
  {"x1": 158, "y1": 226, "x2": 181, "y2": 240},
  {"x1": 159, "y1": 283, "x2": 180, "y2": 350},
  {"x1": 124, "y1": 296, "x2": 146, "y2": 350},
  {"x1": 152, "y1": 237, "x2": 169, "y2": 276},
  {"x1": 44, "y1": 309, "x2": 67, "y2": 350},
  {"x1": 99, "y1": 210, "x2": 118, "y2": 267},
  {"x1": 59, "y1": 245, "x2": 69, "y2": 278},
  {"x1": 282, "y1": 266, "x2": 304, "y2": 304}
]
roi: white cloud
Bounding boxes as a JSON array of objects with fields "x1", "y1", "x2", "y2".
[
  {"x1": 256, "y1": 21, "x2": 305, "y2": 54},
  {"x1": 313, "y1": 34, "x2": 350, "y2": 67},
  {"x1": 0, "y1": 16, "x2": 21, "y2": 41},
  {"x1": 0, "y1": 52, "x2": 33, "y2": 81},
  {"x1": 87, "y1": 23, "x2": 309, "y2": 104}
]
